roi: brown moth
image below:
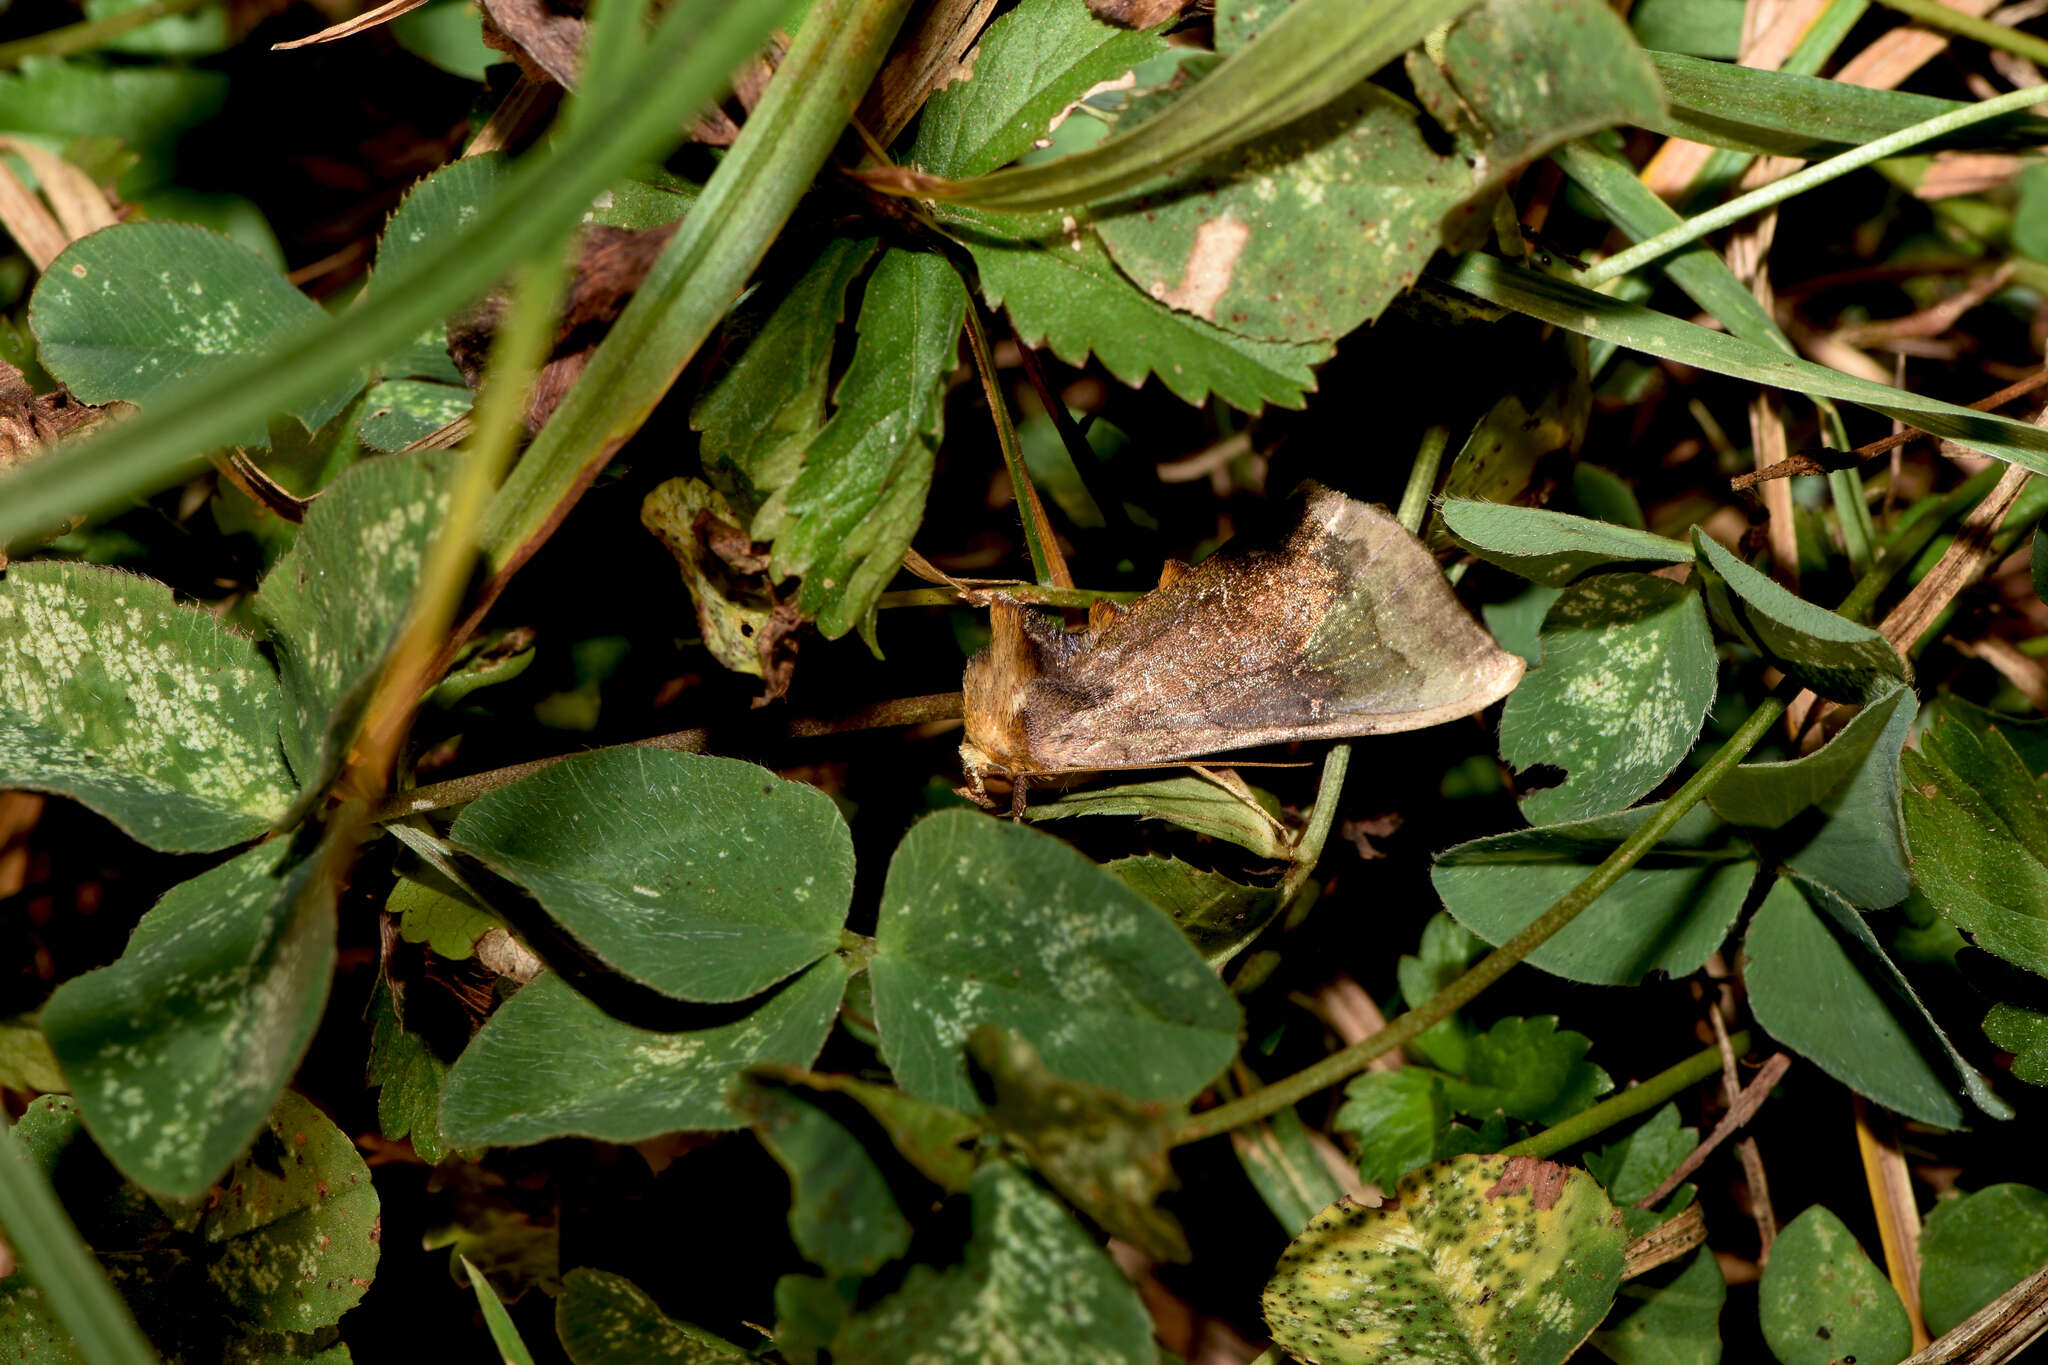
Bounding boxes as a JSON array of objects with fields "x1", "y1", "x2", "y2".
[{"x1": 960, "y1": 482, "x2": 1524, "y2": 808}]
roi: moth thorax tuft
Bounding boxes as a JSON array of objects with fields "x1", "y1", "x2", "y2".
[{"x1": 962, "y1": 598, "x2": 1043, "y2": 773}]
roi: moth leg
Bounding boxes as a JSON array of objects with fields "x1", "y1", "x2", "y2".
[
  {"x1": 956, "y1": 741, "x2": 1000, "y2": 810},
  {"x1": 1008, "y1": 772, "x2": 1030, "y2": 820}
]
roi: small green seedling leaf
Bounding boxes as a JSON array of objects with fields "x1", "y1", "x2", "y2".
[
  {"x1": 1433, "y1": 1015, "x2": 1613, "y2": 1125},
  {"x1": 1263, "y1": 1155, "x2": 1627, "y2": 1365},
  {"x1": 0, "y1": 1019, "x2": 63, "y2": 1093},
  {"x1": 690, "y1": 237, "x2": 876, "y2": 519},
  {"x1": 448, "y1": 749, "x2": 855, "y2": 1002},
  {"x1": 1711, "y1": 683, "x2": 1915, "y2": 908},
  {"x1": 1743, "y1": 878, "x2": 1976, "y2": 1128},
  {"x1": 390, "y1": 875, "x2": 503, "y2": 960},
  {"x1": 31, "y1": 222, "x2": 360, "y2": 443},
  {"x1": 41, "y1": 836, "x2": 337, "y2": 1197},
  {"x1": 968, "y1": 1027, "x2": 1188, "y2": 1262},
  {"x1": 1031, "y1": 774, "x2": 1290, "y2": 860},
  {"x1": 1108, "y1": 854, "x2": 1286, "y2": 967},
  {"x1": 0, "y1": 560, "x2": 296, "y2": 852},
  {"x1": 1902, "y1": 715, "x2": 2048, "y2": 977},
  {"x1": 1919, "y1": 1183, "x2": 2048, "y2": 1337},
  {"x1": 1584, "y1": 1103, "x2": 1698, "y2": 1209},
  {"x1": 1340, "y1": 1017, "x2": 1610, "y2": 1189},
  {"x1": 1758, "y1": 1205, "x2": 1911, "y2": 1365},
  {"x1": 1433, "y1": 803, "x2": 1755, "y2": 986},
  {"x1": 831, "y1": 1162, "x2": 1157, "y2": 1365},
  {"x1": 737, "y1": 1085, "x2": 914, "y2": 1279},
  {"x1": 1591, "y1": 1249, "x2": 1726, "y2": 1365},
  {"x1": 1335, "y1": 1069, "x2": 1448, "y2": 1189},
  {"x1": 439, "y1": 960, "x2": 847, "y2": 1145},
  {"x1": 758, "y1": 248, "x2": 968, "y2": 641},
  {"x1": 254, "y1": 448, "x2": 455, "y2": 798},
  {"x1": 1499, "y1": 572, "x2": 1717, "y2": 825},
  {"x1": 1691, "y1": 529, "x2": 1905, "y2": 701},
  {"x1": 367, "y1": 974, "x2": 458, "y2": 1165},
  {"x1": 555, "y1": 1268, "x2": 750, "y2": 1365},
  {"x1": 1985, "y1": 1003, "x2": 2048, "y2": 1086},
  {"x1": 870, "y1": 811, "x2": 1242, "y2": 1111},
  {"x1": 1440, "y1": 501, "x2": 1693, "y2": 587}
]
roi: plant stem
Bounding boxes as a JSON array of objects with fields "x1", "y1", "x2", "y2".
[
  {"x1": 963, "y1": 299, "x2": 1069, "y2": 588},
  {"x1": 1172, "y1": 697, "x2": 1786, "y2": 1146},
  {"x1": 1500, "y1": 1032, "x2": 1754, "y2": 1161},
  {"x1": 1871, "y1": 0, "x2": 2048, "y2": 66},
  {"x1": 1397, "y1": 425, "x2": 1450, "y2": 535},
  {"x1": 346, "y1": 250, "x2": 569, "y2": 806},
  {"x1": 875, "y1": 585, "x2": 1145, "y2": 610},
  {"x1": 1580, "y1": 83, "x2": 2048, "y2": 288},
  {"x1": 0, "y1": 0, "x2": 212, "y2": 65},
  {"x1": 1279, "y1": 743, "x2": 1351, "y2": 903}
]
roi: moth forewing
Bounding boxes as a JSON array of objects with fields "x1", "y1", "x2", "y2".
[{"x1": 959, "y1": 482, "x2": 1524, "y2": 795}]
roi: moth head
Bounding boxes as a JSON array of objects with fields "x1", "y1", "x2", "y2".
[{"x1": 962, "y1": 597, "x2": 1045, "y2": 774}]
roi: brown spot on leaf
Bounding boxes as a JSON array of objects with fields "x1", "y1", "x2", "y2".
[
  {"x1": 1484, "y1": 1155, "x2": 1570, "y2": 1211},
  {"x1": 1086, "y1": 0, "x2": 1190, "y2": 27},
  {"x1": 1151, "y1": 216, "x2": 1250, "y2": 321}
]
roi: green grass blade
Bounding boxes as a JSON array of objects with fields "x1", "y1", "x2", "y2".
[
  {"x1": 863, "y1": 0, "x2": 1481, "y2": 211},
  {"x1": 0, "y1": 0, "x2": 779, "y2": 549},
  {"x1": 0, "y1": 1115, "x2": 159, "y2": 1365},
  {"x1": 462, "y1": 1257, "x2": 536, "y2": 1365},
  {"x1": 1586, "y1": 81, "x2": 2048, "y2": 287},
  {"x1": 1873, "y1": 0, "x2": 2048, "y2": 66},
  {"x1": 1681, "y1": 0, "x2": 1866, "y2": 199},
  {"x1": 1551, "y1": 138, "x2": 1874, "y2": 571},
  {"x1": 1438, "y1": 255, "x2": 2048, "y2": 473},
  {"x1": 1645, "y1": 48, "x2": 2048, "y2": 160},
  {"x1": 1552, "y1": 138, "x2": 1789, "y2": 349},
  {"x1": 477, "y1": 0, "x2": 921, "y2": 574}
]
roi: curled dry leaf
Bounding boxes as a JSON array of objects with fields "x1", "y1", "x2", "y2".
[
  {"x1": 0, "y1": 362, "x2": 103, "y2": 471},
  {"x1": 446, "y1": 220, "x2": 678, "y2": 431},
  {"x1": 1086, "y1": 0, "x2": 1192, "y2": 28},
  {"x1": 478, "y1": 0, "x2": 585, "y2": 88}
]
